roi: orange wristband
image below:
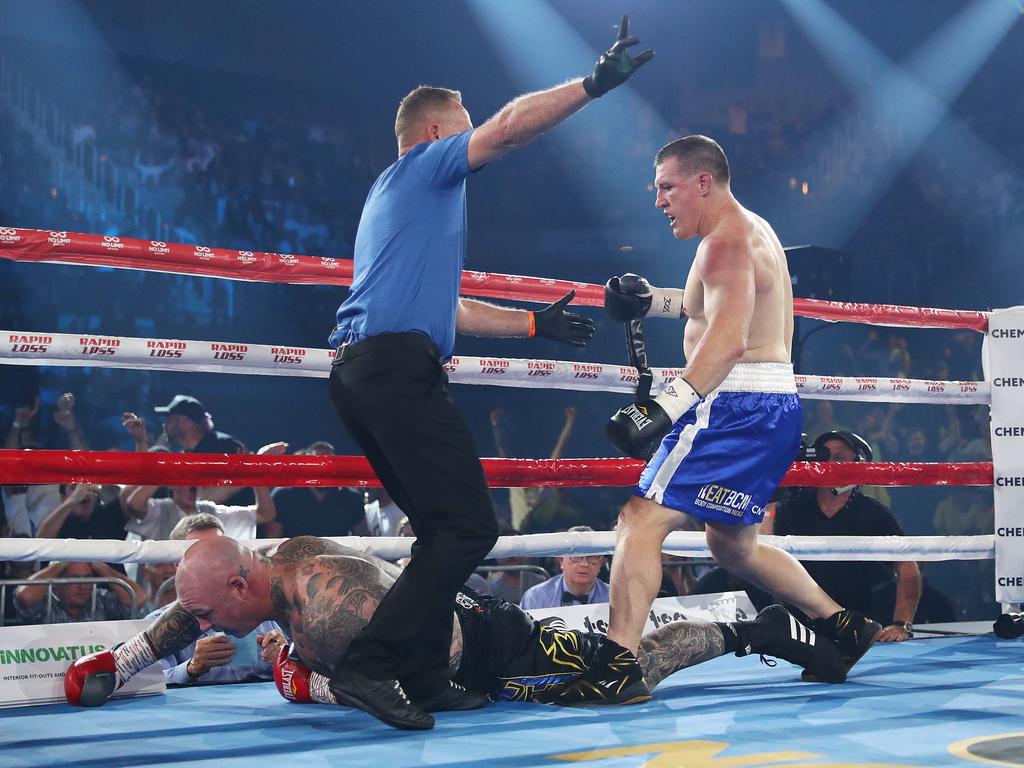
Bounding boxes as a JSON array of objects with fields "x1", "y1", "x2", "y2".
[{"x1": 528, "y1": 312, "x2": 536, "y2": 337}]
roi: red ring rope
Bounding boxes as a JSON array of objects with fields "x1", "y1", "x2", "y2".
[
  {"x1": 0, "y1": 228, "x2": 989, "y2": 331},
  {"x1": 0, "y1": 450, "x2": 993, "y2": 488}
]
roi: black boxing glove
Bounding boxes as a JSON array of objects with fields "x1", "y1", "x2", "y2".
[
  {"x1": 607, "y1": 377, "x2": 702, "y2": 460},
  {"x1": 604, "y1": 274, "x2": 685, "y2": 322},
  {"x1": 531, "y1": 289, "x2": 595, "y2": 347},
  {"x1": 583, "y1": 16, "x2": 655, "y2": 99}
]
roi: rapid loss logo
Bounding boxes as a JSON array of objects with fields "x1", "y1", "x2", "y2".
[
  {"x1": 925, "y1": 380, "x2": 946, "y2": 393},
  {"x1": 618, "y1": 366, "x2": 639, "y2": 385},
  {"x1": 210, "y1": 343, "x2": 248, "y2": 361},
  {"x1": 960, "y1": 381, "x2": 979, "y2": 393},
  {"x1": 0, "y1": 227, "x2": 21, "y2": 243},
  {"x1": 479, "y1": 358, "x2": 509, "y2": 375},
  {"x1": 855, "y1": 377, "x2": 878, "y2": 391},
  {"x1": 527, "y1": 361, "x2": 555, "y2": 377},
  {"x1": 194, "y1": 246, "x2": 215, "y2": 261},
  {"x1": 271, "y1": 346, "x2": 305, "y2": 365},
  {"x1": 794, "y1": 375, "x2": 808, "y2": 390},
  {"x1": 8, "y1": 334, "x2": 52, "y2": 354},
  {"x1": 572, "y1": 363, "x2": 602, "y2": 380},
  {"x1": 891, "y1": 378, "x2": 911, "y2": 391},
  {"x1": 819, "y1": 376, "x2": 843, "y2": 391},
  {"x1": 79, "y1": 336, "x2": 120, "y2": 356},
  {"x1": 101, "y1": 235, "x2": 124, "y2": 250},
  {"x1": 47, "y1": 231, "x2": 71, "y2": 246},
  {"x1": 147, "y1": 340, "x2": 186, "y2": 358},
  {"x1": 149, "y1": 241, "x2": 170, "y2": 255},
  {"x1": 443, "y1": 356, "x2": 459, "y2": 374}
]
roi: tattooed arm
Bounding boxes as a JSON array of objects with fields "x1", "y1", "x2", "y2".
[
  {"x1": 143, "y1": 601, "x2": 203, "y2": 658},
  {"x1": 638, "y1": 620, "x2": 725, "y2": 690}
]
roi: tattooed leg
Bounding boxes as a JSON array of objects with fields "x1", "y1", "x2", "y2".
[{"x1": 638, "y1": 620, "x2": 725, "y2": 690}]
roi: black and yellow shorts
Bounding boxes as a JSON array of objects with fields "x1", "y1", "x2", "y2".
[{"x1": 452, "y1": 588, "x2": 601, "y2": 702}]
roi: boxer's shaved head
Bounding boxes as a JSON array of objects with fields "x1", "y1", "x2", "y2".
[{"x1": 176, "y1": 537, "x2": 263, "y2": 636}]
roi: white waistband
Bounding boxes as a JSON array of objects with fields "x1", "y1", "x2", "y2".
[{"x1": 710, "y1": 362, "x2": 796, "y2": 395}]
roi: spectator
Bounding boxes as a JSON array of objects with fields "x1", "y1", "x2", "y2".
[
  {"x1": 520, "y1": 526, "x2": 609, "y2": 609},
  {"x1": 152, "y1": 394, "x2": 252, "y2": 506},
  {"x1": 36, "y1": 482, "x2": 127, "y2": 541},
  {"x1": 266, "y1": 441, "x2": 366, "y2": 538},
  {"x1": 15, "y1": 560, "x2": 145, "y2": 624},
  {"x1": 763, "y1": 431, "x2": 921, "y2": 642},
  {"x1": 490, "y1": 406, "x2": 577, "y2": 532},
  {"x1": 145, "y1": 512, "x2": 283, "y2": 685},
  {"x1": 121, "y1": 411, "x2": 151, "y2": 452},
  {"x1": 119, "y1": 441, "x2": 284, "y2": 540}
]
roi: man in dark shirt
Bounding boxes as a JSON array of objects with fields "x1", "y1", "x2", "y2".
[
  {"x1": 764, "y1": 431, "x2": 921, "y2": 642},
  {"x1": 153, "y1": 394, "x2": 253, "y2": 506},
  {"x1": 36, "y1": 483, "x2": 126, "y2": 541},
  {"x1": 268, "y1": 441, "x2": 366, "y2": 538}
]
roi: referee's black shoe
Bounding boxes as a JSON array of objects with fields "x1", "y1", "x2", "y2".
[
  {"x1": 802, "y1": 608, "x2": 882, "y2": 682},
  {"x1": 329, "y1": 670, "x2": 434, "y2": 730},
  {"x1": 536, "y1": 636, "x2": 652, "y2": 707},
  {"x1": 735, "y1": 605, "x2": 847, "y2": 684}
]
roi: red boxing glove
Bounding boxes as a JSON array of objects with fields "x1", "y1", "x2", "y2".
[
  {"x1": 274, "y1": 644, "x2": 314, "y2": 703},
  {"x1": 65, "y1": 649, "x2": 120, "y2": 707}
]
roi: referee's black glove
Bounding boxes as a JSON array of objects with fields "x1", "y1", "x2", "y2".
[
  {"x1": 583, "y1": 15, "x2": 655, "y2": 99},
  {"x1": 532, "y1": 290, "x2": 595, "y2": 347}
]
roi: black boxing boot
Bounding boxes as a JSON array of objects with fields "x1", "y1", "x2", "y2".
[
  {"x1": 728, "y1": 605, "x2": 847, "y2": 684},
  {"x1": 410, "y1": 678, "x2": 489, "y2": 713},
  {"x1": 801, "y1": 609, "x2": 882, "y2": 682},
  {"x1": 536, "y1": 636, "x2": 651, "y2": 707}
]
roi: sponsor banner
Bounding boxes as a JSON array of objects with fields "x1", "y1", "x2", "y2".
[
  {"x1": 0, "y1": 619, "x2": 164, "y2": 708},
  {"x1": 0, "y1": 330, "x2": 990, "y2": 403},
  {"x1": 986, "y1": 307, "x2": 1024, "y2": 604},
  {"x1": 524, "y1": 591, "x2": 757, "y2": 635}
]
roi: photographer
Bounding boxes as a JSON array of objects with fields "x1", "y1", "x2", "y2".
[{"x1": 763, "y1": 431, "x2": 922, "y2": 642}]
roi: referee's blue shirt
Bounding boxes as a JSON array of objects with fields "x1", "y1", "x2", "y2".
[{"x1": 330, "y1": 129, "x2": 476, "y2": 360}]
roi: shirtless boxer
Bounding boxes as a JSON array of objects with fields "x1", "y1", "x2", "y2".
[
  {"x1": 551, "y1": 135, "x2": 881, "y2": 705},
  {"x1": 65, "y1": 535, "x2": 845, "y2": 728}
]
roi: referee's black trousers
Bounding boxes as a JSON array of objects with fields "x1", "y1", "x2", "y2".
[{"x1": 328, "y1": 332, "x2": 499, "y2": 695}]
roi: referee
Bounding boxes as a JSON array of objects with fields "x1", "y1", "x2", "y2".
[{"x1": 326, "y1": 18, "x2": 654, "y2": 730}]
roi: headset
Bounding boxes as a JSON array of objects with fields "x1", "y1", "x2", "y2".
[{"x1": 812, "y1": 430, "x2": 874, "y2": 496}]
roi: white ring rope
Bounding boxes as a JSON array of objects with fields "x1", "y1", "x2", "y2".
[
  {"x1": 0, "y1": 532, "x2": 993, "y2": 564},
  {"x1": 1, "y1": 330, "x2": 989, "y2": 404}
]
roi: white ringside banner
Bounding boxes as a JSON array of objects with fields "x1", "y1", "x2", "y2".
[
  {"x1": 0, "y1": 330, "x2": 989, "y2": 403},
  {"x1": 985, "y1": 307, "x2": 1024, "y2": 605},
  {"x1": 524, "y1": 591, "x2": 758, "y2": 634},
  {"x1": 0, "y1": 619, "x2": 164, "y2": 708}
]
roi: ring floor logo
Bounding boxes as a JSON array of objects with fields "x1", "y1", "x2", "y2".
[
  {"x1": 548, "y1": 739, "x2": 920, "y2": 767},
  {"x1": 949, "y1": 733, "x2": 1024, "y2": 766}
]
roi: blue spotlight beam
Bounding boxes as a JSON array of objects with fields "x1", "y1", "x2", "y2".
[
  {"x1": 776, "y1": 0, "x2": 1021, "y2": 246},
  {"x1": 466, "y1": 1, "x2": 673, "y2": 229}
]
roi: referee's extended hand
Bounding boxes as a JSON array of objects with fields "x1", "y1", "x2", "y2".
[
  {"x1": 533, "y1": 290, "x2": 596, "y2": 347},
  {"x1": 583, "y1": 15, "x2": 655, "y2": 99}
]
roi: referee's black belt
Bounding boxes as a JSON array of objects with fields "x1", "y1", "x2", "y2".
[{"x1": 332, "y1": 331, "x2": 440, "y2": 366}]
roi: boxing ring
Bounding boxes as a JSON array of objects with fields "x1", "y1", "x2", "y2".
[{"x1": 1, "y1": 228, "x2": 1022, "y2": 767}]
